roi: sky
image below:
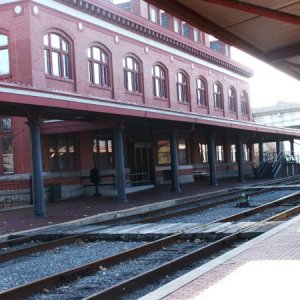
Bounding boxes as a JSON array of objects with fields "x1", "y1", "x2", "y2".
[{"x1": 231, "y1": 48, "x2": 300, "y2": 108}]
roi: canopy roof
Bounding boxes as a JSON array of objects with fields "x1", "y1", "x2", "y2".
[{"x1": 145, "y1": 0, "x2": 300, "y2": 81}]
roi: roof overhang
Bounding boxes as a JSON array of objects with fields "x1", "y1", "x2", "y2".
[
  {"x1": 0, "y1": 83, "x2": 299, "y2": 141},
  {"x1": 145, "y1": 0, "x2": 300, "y2": 81}
]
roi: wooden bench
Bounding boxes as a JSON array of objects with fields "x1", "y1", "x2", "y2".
[{"x1": 193, "y1": 169, "x2": 209, "y2": 182}]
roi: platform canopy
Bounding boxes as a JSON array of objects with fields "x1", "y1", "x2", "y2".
[{"x1": 145, "y1": 0, "x2": 300, "y2": 81}]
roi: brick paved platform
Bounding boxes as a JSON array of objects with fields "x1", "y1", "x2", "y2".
[{"x1": 140, "y1": 214, "x2": 300, "y2": 300}]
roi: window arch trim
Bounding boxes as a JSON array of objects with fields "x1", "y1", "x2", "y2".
[
  {"x1": 87, "y1": 43, "x2": 112, "y2": 89},
  {"x1": 43, "y1": 31, "x2": 73, "y2": 80},
  {"x1": 123, "y1": 54, "x2": 143, "y2": 94},
  {"x1": 213, "y1": 81, "x2": 223, "y2": 110},
  {"x1": 0, "y1": 30, "x2": 11, "y2": 78},
  {"x1": 152, "y1": 62, "x2": 168, "y2": 99},
  {"x1": 228, "y1": 86, "x2": 237, "y2": 113},
  {"x1": 196, "y1": 76, "x2": 207, "y2": 106},
  {"x1": 176, "y1": 70, "x2": 189, "y2": 103}
]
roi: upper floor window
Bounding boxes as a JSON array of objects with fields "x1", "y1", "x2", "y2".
[
  {"x1": 149, "y1": 6, "x2": 158, "y2": 23},
  {"x1": 196, "y1": 77, "x2": 207, "y2": 106},
  {"x1": 193, "y1": 29, "x2": 201, "y2": 43},
  {"x1": 176, "y1": 72, "x2": 189, "y2": 103},
  {"x1": 0, "y1": 34, "x2": 9, "y2": 76},
  {"x1": 152, "y1": 64, "x2": 167, "y2": 98},
  {"x1": 182, "y1": 23, "x2": 190, "y2": 38},
  {"x1": 123, "y1": 56, "x2": 142, "y2": 93},
  {"x1": 241, "y1": 91, "x2": 249, "y2": 115},
  {"x1": 87, "y1": 45, "x2": 110, "y2": 87},
  {"x1": 213, "y1": 82, "x2": 223, "y2": 109},
  {"x1": 44, "y1": 33, "x2": 71, "y2": 79},
  {"x1": 174, "y1": 18, "x2": 180, "y2": 33},
  {"x1": 228, "y1": 87, "x2": 237, "y2": 113}
]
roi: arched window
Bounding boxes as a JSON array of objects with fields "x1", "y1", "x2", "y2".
[
  {"x1": 228, "y1": 87, "x2": 237, "y2": 112},
  {"x1": 44, "y1": 33, "x2": 71, "y2": 79},
  {"x1": 152, "y1": 64, "x2": 167, "y2": 98},
  {"x1": 87, "y1": 45, "x2": 110, "y2": 87},
  {"x1": 196, "y1": 77, "x2": 207, "y2": 106},
  {"x1": 213, "y1": 82, "x2": 223, "y2": 109},
  {"x1": 123, "y1": 56, "x2": 142, "y2": 93},
  {"x1": 241, "y1": 91, "x2": 249, "y2": 115},
  {"x1": 176, "y1": 71, "x2": 189, "y2": 102},
  {"x1": 0, "y1": 33, "x2": 9, "y2": 76}
]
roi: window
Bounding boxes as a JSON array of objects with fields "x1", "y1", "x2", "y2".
[
  {"x1": 193, "y1": 29, "x2": 201, "y2": 43},
  {"x1": 199, "y1": 143, "x2": 208, "y2": 163},
  {"x1": 216, "y1": 145, "x2": 224, "y2": 162},
  {"x1": 123, "y1": 56, "x2": 142, "y2": 93},
  {"x1": 241, "y1": 91, "x2": 249, "y2": 115},
  {"x1": 149, "y1": 6, "x2": 158, "y2": 23},
  {"x1": 157, "y1": 140, "x2": 171, "y2": 165},
  {"x1": 0, "y1": 117, "x2": 11, "y2": 131},
  {"x1": 49, "y1": 134, "x2": 75, "y2": 171},
  {"x1": 243, "y1": 144, "x2": 250, "y2": 161},
  {"x1": 182, "y1": 23, "x2": 190, "y2": 38},
  {"x1": 157, "y1": 139, "x2": 188, "y2": 165},
  {"x1": 0, "y1": 33, "x2": 9, "y2": 76},
  {"x1": 87, "y1": 46, "x2": 110, "y2": 87},
  {"x1": 152, "y1": 65, "x2": 167, "y2": 98},
  {"x1": 93, "y1": 138, "x2": 113, "y2": 169},
  {"x1": 228, "y1": 87, "x2": 237, "y2": 113},
  {"x1": 196, "y1": 78, "x2": 207, "y2": 106},
  {"x1": 230, "y1": 144, "x2": 236, "y2": 162},
  {"x1": 160, "y1": 12, "x2": 169, "y2": 28},
  {"x1": 44, "y1": 33, "x2": 71, "y2": 79},
  {"x1": 213, "y1": 82, "x2": 223, "y2": 109},
  {"x1": 174, "y1": 19, "x2": 180, "y2": 33},
  {"x1": 2, "y1": 137, "x2": 14, "y2": 174},
  {"x1": 176, "y1": 72, "x2": 189, "y2": 103},
  {"x1": 178, "y1": 139, "x2": 188, "y2": 164}
]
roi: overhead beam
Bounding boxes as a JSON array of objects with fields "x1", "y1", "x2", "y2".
[
  {"x1": 267, "y1": 42, "x2": 300, "y2": 62},
  {"x1": 145, "y1": 0, "x2": 267, "y2": 60},
  {"x1": 202, "y1": 0, "x2": 300, "y2": 25}
]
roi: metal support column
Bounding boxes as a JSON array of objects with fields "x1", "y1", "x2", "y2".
[
  {"x1": 259, "y1": 139, "x2": 264, "y2": 162},
  {"x1": 237, "y1": 135, "x2": 245, "y2": 182},
  {"x1": 170, "y1": 130, "x2": 181, "y2": 192},
  {"x1": 208, "y1": 131, "x2": 217, "y2": 186},
  {"x1": 28, "y1": 120, "x2": 45, "y2": 217},
  {"x1": 276, "y1": 139, "x2": 281, "y2": 155},
  {"x1": 113, "y1": 127, "x2": 127, "y2": 202},
  {"x1": 290, "y1": 139, "x2": 295, "y2": 156}
]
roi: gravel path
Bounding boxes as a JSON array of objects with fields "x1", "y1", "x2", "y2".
[
  {"x1": 29, "y1": 241, "x2": 207, "y2": 299},
  {"x1": 157, "y1": 190, "x2": 295, "y2": 224},
  {"x1": 0, "y1": 240, "x2": 144, "y2": 291}
]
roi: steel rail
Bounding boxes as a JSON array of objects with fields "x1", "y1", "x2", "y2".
[
  {"x1": 83, "y1": 204, "x2": 300, "y2": 300},
  {"x1": 0, "y1": 187, "x2": 298, "y2": 263},
  {"x1": 1, "y1": 190, "x2": 300, "y2": 299}
]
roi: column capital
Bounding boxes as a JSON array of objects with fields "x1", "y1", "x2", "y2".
[{"x1": 27, "y1": 119, "x2": 41, "y2": 130}]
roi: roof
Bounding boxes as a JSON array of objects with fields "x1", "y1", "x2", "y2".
[{"x1": 145, "y1": 0, "x2": 300, "y2": 81}]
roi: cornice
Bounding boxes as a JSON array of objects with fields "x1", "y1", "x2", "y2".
[{"x1": 54, "y1": 0, "x2": 253, "y2": 78}]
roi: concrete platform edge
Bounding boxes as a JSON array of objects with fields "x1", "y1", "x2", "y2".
[
  {"x1": 138, "y1": 214, "x2": 300, "y2": 300},
  {"x1": 0, "y1": 187, "x2": 232, "y2": 241}
]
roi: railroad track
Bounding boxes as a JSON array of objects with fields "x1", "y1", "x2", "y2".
[
  {"x1": 1, "y1": 189, "x2": 300, "y2": 299},
  {"x1": 0, "y1": 182, "x2": 298, "y2": 262}
]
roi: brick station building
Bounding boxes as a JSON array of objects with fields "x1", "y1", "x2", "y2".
[{"x1": 0, "y1": 0, "x2": 299, "y2": 216}]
